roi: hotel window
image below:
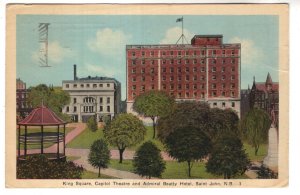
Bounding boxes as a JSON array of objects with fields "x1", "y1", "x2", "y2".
[
  {"x1": 107, "y1": 97, "x2": 110, "y2": 104},
  {"x1": 193, "y1": 75, "x2": 197, "y2": 81},
  {"x1": 186, "y1": 92, "x2": 190, "y2": 98},
  {"x1": 222, "y1": 67, "x2": 225, "y2": 72},
  {"x1": 185, "y1": 59, "x2": 189, "y2": 64},
  {"x1": 107, "y1": 84, "x2": 110, "y2": 87},
  {"x1": 107, "y1": 106, "x2": 110, "y2": 112},
  {"x1": 100, "y1": 97, "x2": 103, "y2": 104},
  {"x1": 178, "y1": 59, "x2": 181, "y2": 64},
  {"x1": 231, "y1": 75, "x2": 235, "y2": 80},
  {"x1": 212, "y1": 91, "x2": 217, "y2": 97},
  {"x1": 132, "y1": 77, "x2": 136, "y2": 82},
  {"x1": 162, "y1": 76, "x2": 166, "y2": 81},
  {"x1": 141, "y1": 68, "x2": 145, "y2": 74},
  {"x1": 178, "y1": 84, "x2": 182, "y2": 90},
  {"x1": 212, "y1": 67, "x2": 216, "y2": 72},
  {"x1": 178, "y1": 51, "x2": 182, "y2": 56},
  {"x1": 231, "y1": 50, "x2": 235, "y2": 56},
  {"x1": 170, "y1": 51, "x2": 174, "y2": 55},
  {"x1": 162, "y1": 84, "x2": 166, "y2": 90},
  {"x1": 186, "y1": 67, "x2": 189, "y2": 72},
  {"x1": 132, "y1": 85, "x2": 136, "y2": 90},
  {"x1": 201, "y1": 76, "x2": 205, "y2": 81},
  {"x1": 162, "y1": 51, "x2": 166, "y2": 56},
  {"x1": 212, "y1": 83, "x2": 216, "y2": 89},
  {"x1": 151, "y1": 85, "x2": 155, "y2": 90},
  {"x1": 151, "y1": 68, "x2": 154, "y2": 73},
  {"x1": 222, "y1": 50, "x2": 225, "y2": 55},
  {"x1": 231, "y1": 83, "x2": 235, "y2": 89},
  {"x1": 151, "y1": 76, "x2": 155, "y2": 81},
  {"x1": 178, "y1": 92, "x2": 182, "y2": 98},
  {"x1": 142, "y1": 60, "x2": 145, "y2": 65},
  {"x1": 80, "y1": 84, "x2": 84, "y2": 88},
  {"x1": 231, "y1": 59, "x2": 235, "y2": 64},
  {"x1": 170, "y1": 67, "x2": 174, "y2": 73},
  {"x1": 213, "y1": 50, "x2": 216, "y2": 56},
  {"x1": 178, "y1": 76, "x2": 182, "y2": 81},
  {"x1": 201, "y1": 59, "x2": 205, "y2": 64},
  {"x1": 74, "y1": 106, "x2": 77, "y2": 112},
  {"x1": 141, "y1": 85, "x2": 145, "y2": 91},
  {"x1": 132, "y1": 93, "x2": 136, "y2": 98},
  {"x1": 142, "y1": 51, "x2": 145, "y2": 56},
  {"x1": 185, "y1": 75, "x2": 189, "y2": 81},
  {"x1": 73, "y1": 98, "x2": 77, "y2": 103},
  {"x1": 86, "y1": 84, "x2": 90, "y2": 88},
  {"x1": 222, "y1": 59, "x2": 226, "y2": 64},
  {"x1": 201, "y1": 67, "x2": 205, "y2": 72},
  {"x1": 162, "y1": 60, "x2": 166, "y2": 64},
  {"x1": 132, "y1": 52, "x2": 135, "y2": 57},
  {"x1": 132, "y1": 60, "x2": 136, "y2": 65},
  {"x1": 193, "y1": 84, "x2": 197, "y2": 89},
  {"x1": 141, "y1": 76, "x2": 145, "y2": 81},
  {"x1": 66, "y1": 106, "x2": 69, "y2": 112},
  {"x1": 193, "y1": 59, "x2": 197, "y2": 64},
  {"x1": 150, "y1": 51, "x2": 154, "y2": 56},
  {"x1": 99, "y1": 84, "x2": 103, "y2": 87},
  {"x1": 231, "y1": 102, "x2": 235, "y2": 107},
  {"x1": 231, "y1": 67, "x2": 235, "y2": 72},
  {"x1": 201, "y1": 84, "x2": 205, "y2": 89},
  {"x1": 222, "y1": 102, "x2": 226, "y2": 107},
  {"x1": 186, "y1": 84, "x2": 189, "y2": 89},
  {"x1": 170, "y1": 84, "x2": 174, "y2": 90},
  {"x1": 151, "y1": 60, "x2": 155, "y2": 65},
  {"x1": 193, "y1": 67, "x2": 197, "y2": 72},
  {"x1": 222, "y1": 83, "x2": 226, "y2": 89},
  {"x1": 178, "y1": 67, "x2": 182, "y2": 73},
  {"x1": 222, "y1": 92, "x2": 226, "y2": 97},
  {"x1": 213, "y1": 102, "x2": 217, "y2": 107},
  {"x1": 170, "y1": 92, "x2": 174, "y2": 96},
  {"x1": 231, "y1": 92, "x2": 235, "y2": 97},
  {"x1": 201, "y1": 93, "x2": 205, "y2": 98},
  {"x1": 212, "y1": 75, "x2": 216, "y2": 80},
  {"x1": 132, "y1": 68, "x2": 136, "y2": 74},
  {"x1": 193, "y1": 92, "x2": 197, "y2": 98},
  {"x1": 212, "y1": 59, "x2": 217, "y2": 64},
  {"x1": 73, "y1": 84, "x2": 77, "y2": 88},
  {"x1": 193, "y1": 51, "x2": 197, "y2": 56},
  {"x1": 170, "y1": 76, "x2": 174, "y2": 81},
  {"x1": 201, "y1": 50, "x2": 205, "y2": 56},
  {"x1": 222, "y1": 75, "x2": 226, "y2": 80},
  {"x1": 185, "y1": 51, "x2": 189, "y2": 56},
  {"x1": 162, "y1": 67, "x2": 166, "y2": 73},
  {"x1": 100, "y1": 106, "x2": 103, "y2": 112},
  {"x1": 66, "y1": 84, "x2": 69, "y2": 88},
  {"x1": 170, "y1": 59, "x2": 174, "y2": 64}
]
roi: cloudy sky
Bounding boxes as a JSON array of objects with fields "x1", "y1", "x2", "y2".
[{"x1": 16, "y1": 15, "x2": 278, "y2": 100}]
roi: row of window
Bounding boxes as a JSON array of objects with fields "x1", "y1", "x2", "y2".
[
  {"x1": 131, "y1": 75, "x2": 236, "y2": 82},
  {"x1": 65, "y1": 83, "x2": 111, "y2": 89},
  {"x1": 131, "y1": 66, "x2": 236, "y2": 74},
  {"x1": 80, "y1": 97, "x2": 111, "y2": 104},
  {"x1": 66, "y1": 105, "x2": 111, "y2": 113},
  {"x1": 130, "y1": 49, "x2": 237, "y2": 57},
  {"x1": 212, "y1": 101, "x2": 236, "y2": 108},
  {"x1": 131, "y1": 83, "x2": 236, "y2": 91},
  {"x1": 131, "y1": 58, "x2": 237, "y2": 65},
  {"x1": 132, "y1": 91, "x2": 236, "y2": 99}
]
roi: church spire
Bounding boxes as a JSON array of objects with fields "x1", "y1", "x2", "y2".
[{"x1": 266, "y1": 72, "x2": 273, "y2": 84}]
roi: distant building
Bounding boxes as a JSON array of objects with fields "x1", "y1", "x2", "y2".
[
  {"x1": 126, "y1": 34, "x2": 241, "y2": 117},
  {"x1": 240, "y1": 86, "x2": 251, "y2": 120},
  {"x1": 249, "y1": 73, "x2": 279, "y2": 124},
  {"x1": 62, "y1": 65, "x2": 121, "y2": 122},
  {"x1": 16, "y1": 78, "x2": 32, "y2": 119}
]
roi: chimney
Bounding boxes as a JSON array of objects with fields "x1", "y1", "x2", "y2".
[{"x1": 74, "y1": 64, "x2": 77, "y2": 80}]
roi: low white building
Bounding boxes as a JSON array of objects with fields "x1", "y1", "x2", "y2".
[{"x1": 62, "y1": 65, "x2": 121, "y2": 122}]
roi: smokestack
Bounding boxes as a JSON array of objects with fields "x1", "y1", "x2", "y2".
[{"x1": 74, "y1": 64, "x2": 77, "y2": 80}]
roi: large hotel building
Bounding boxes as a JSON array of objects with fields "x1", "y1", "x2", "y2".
[{"x1": 126, "y1": 35, "x2": 241, "y2": 117}]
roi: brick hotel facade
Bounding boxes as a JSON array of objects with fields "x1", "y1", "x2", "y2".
[{"x1": 126, "y1": 35, "x2": 241, "y2": 117}]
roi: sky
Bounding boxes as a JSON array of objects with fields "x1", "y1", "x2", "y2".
[{"x1": 16, "y1": 15, "x2": 278, "y2": 100}]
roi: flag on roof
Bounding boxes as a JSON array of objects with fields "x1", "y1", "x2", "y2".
[{"x1": 176, "y1": 17, "x2": 183, "y2": 22}]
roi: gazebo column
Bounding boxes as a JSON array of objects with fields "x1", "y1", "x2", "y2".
[
  {"x1": 63, "y1": 124, "x2": 66, "y2": 156},
  {"x1": 41, "y1": 125, "x2": 44, "y2": 154},
  {"x1": 57, "y1": 125, "x2": 60, "y2": 159},
  {"x1": 24, "y1": 125, "x2": 27, "y2": 157},
  {"x1": 18, "y1": 125, "x2": 20, "y2": 157}
]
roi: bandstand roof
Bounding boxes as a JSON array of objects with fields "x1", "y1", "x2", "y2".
[{"x1": 18, "y1": 106, "x2": 66, "y2": 126}]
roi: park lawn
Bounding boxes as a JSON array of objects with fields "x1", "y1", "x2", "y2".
[
  {"x1": 81, "y1": 170, "x2": 117, "y2": 179},
  {"x1": 108, "y1": 159, "x2": 249, "y2": 179},
  {"x1": 66, "y1": 127, "x2": 104, "y2": 149},
  {"x1": 17, "y1": 127, "x2": 75, "y2": 150},
  {"x1": 243, "y1": 142, "x2": 267, "y2": 162}
]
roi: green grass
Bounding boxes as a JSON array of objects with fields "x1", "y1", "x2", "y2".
[
  {"x1": 243, "y1": 142, "x2": 267, "y2": 162},
  {"x1": 66, "y1": 128, "x2": 104, "y2": 149},
  {"x1": 108, "y1": 159, "x2": 248, "y2": 179},
  {"x1": 17, "y1": 127, "x2": 75, "y2": 149},
  {"x1": 81, "y1": 170, "x2": 117, "y2": 179},
  {"x1": 66, "y1": 156, "x2": 81, "y2": 161}
]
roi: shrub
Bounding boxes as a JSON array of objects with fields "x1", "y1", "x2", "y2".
[{"x1": 87, "y1": 115, "x2": 97, "y2": 132}]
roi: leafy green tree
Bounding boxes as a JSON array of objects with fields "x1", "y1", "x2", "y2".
[
  {"x1": 87, "y1": 115, "x2": 98, "y2": 132},
  {"x1": 241, "y1": 108, "x2": 271, "y2": 155},
  {"x1": 103, "y1": 113, "x2": 146, "y2": 163},
  {"x1": 88, "y1": 139, "x2": 110, "y2": 177},
  {"x1": 133, "y1": 90, "x2": 175, "y2": 139},
  {"x1": 206, "y1": 134, "x2": 250, "y2": 179},
  {"x1": 133, "y1": 141, "x2": 166, "y2": 179},
  {"x1": 164, "y1": 126, "x2": 212, "y2": 177},
  {"x1": 17, "y1": 155, "x2": 84, "y2": 179}
]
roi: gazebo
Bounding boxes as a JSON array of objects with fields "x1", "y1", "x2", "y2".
[{"x1": 17, "y1": 105, "x2": 67, "y2": 161}]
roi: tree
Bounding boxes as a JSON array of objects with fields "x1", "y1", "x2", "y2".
[
  {"x1": 206, "y1": 134, "x2": 250, "y2": 179},
  {"x1": 133, "y1": 141, "x2": 166, "y2": 179},
  {"x1": 164, "y1": 126, "x2": 212, "y2": 177},
  {"x1": 133, "y1": 90, "x2": 175, "y2": 139},
  {"x1": 103, "y1": 113, "x2": 146, "y2": 163},
  {"x1": 88, "y1": 139, "x2": 110, "y2": 177},
  {"x1": 17, "y1": 155, "x2": 84, "y2": 179},
  {"x1": 241, "y1": 108, "x2": 271, "y2": 155},
  {"x1": 87, "y1": 115, "x2": 98, "y2": 132}
]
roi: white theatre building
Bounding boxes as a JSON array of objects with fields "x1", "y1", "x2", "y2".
[{"x1": 62, "y1": 65, "x2": 121, "y2": 122}]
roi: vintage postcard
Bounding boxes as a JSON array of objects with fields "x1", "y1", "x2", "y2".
[{"x1": 6, "y1": 4, "x2": 288, "y2": 188}]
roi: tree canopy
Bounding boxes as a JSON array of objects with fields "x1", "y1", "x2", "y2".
[
  {"x1": 241, "y1": 108, "x2": 271, "y2": 155},
  {"x1": 103, "y1": 113, "x2": 146, "y2": 163},
  {"x1": 133, "y1": 141, "x2": 166, "y2": 179},
  {"x1": 206, "y1": 134, "x2": 250, "y2": 179},
  {"x1": 133, "y1": 90, "x2": 175, "y2": 138},
  {"x1": 164, "y1": 126, "x2": 212, "y2": 177},
  {"x1": 88, "y1": 139, "x2": 110, "y2": 177},
  {"x1": 87, "y1": 115, "x2": 98, "y2": 132}
]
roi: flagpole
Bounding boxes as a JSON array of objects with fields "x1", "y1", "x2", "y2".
[{"x1": 182, "y1": 16, "x2": 183, "y2": 45}]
